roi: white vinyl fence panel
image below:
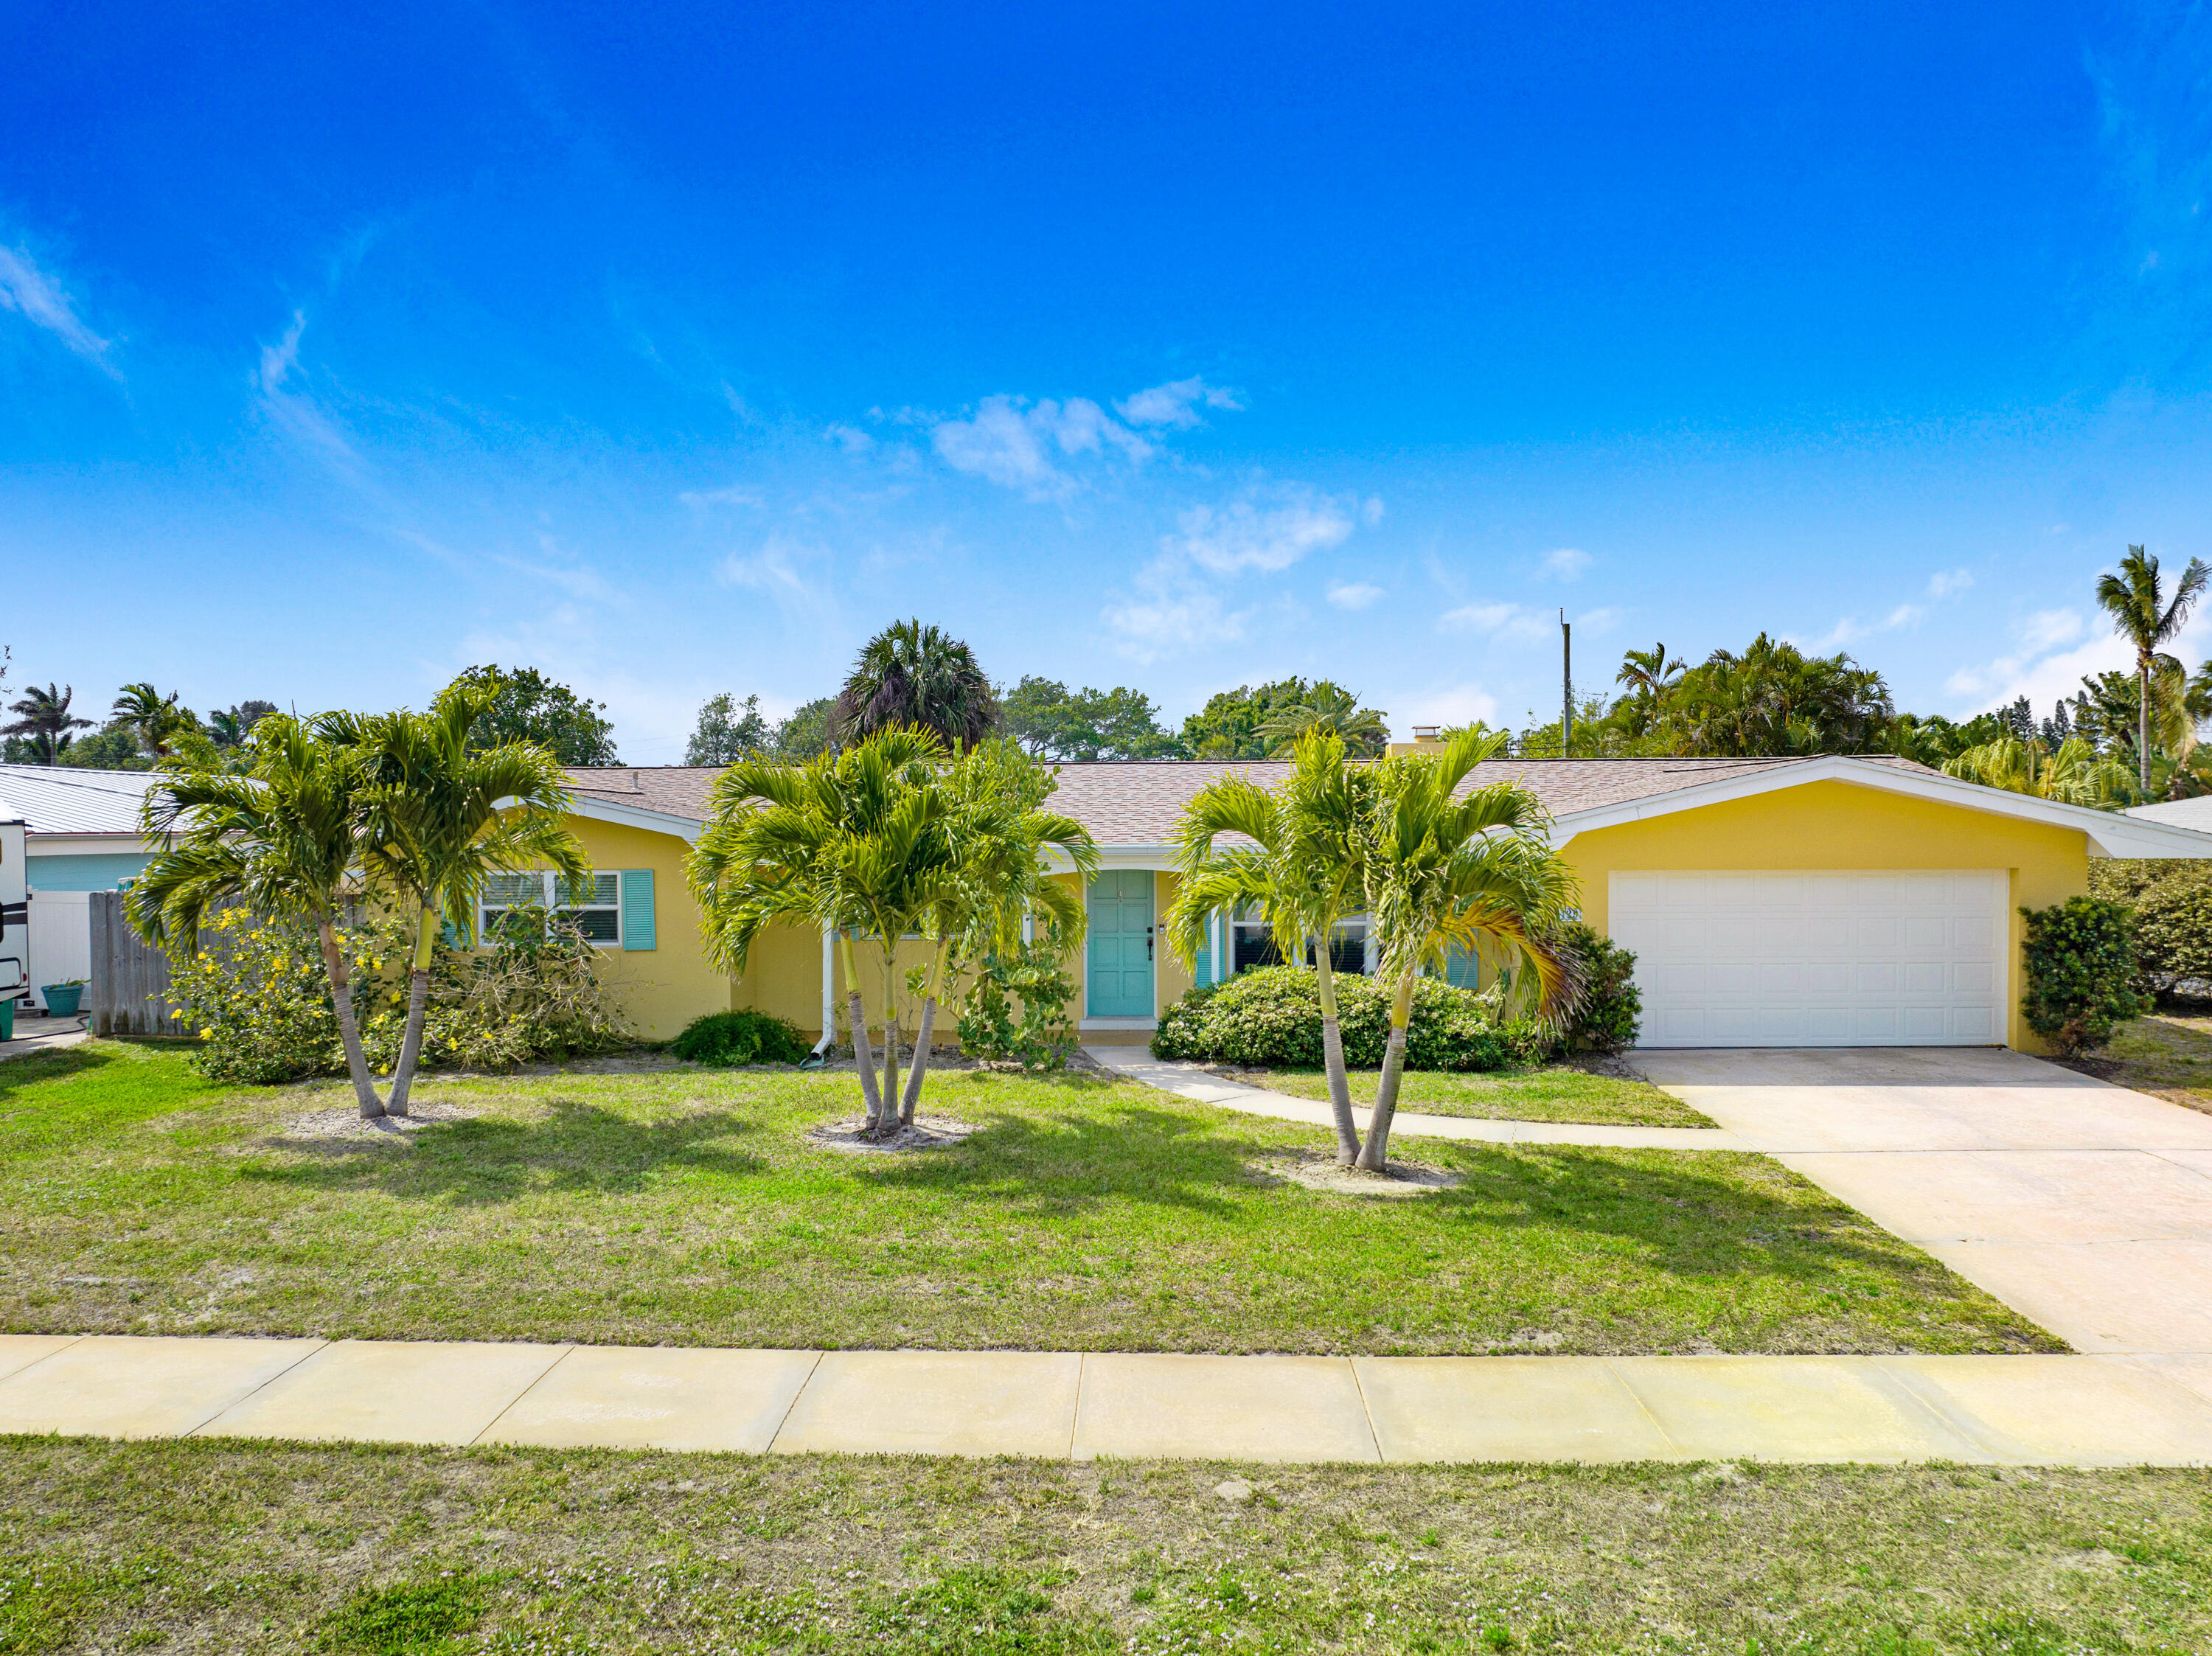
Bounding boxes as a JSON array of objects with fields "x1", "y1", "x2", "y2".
[{"x1": 26, "y1": 890, "x2": 91, "y2": 1013}]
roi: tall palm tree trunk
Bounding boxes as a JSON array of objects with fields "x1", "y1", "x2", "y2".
[
  {"x1": 1355, "y1": 973, "x2": 1416, "y2": 1172},
  {"x1": 838, "y1": 938, "x2": 883, "y2": 1129},
  {"x1": 1311, "y1": 944, "x2": 1360, "y2": 1165},
  {"x1": 900, "y1": 939, "x2": 953, "y2": 1126},
  {"x1": 313, "y1": 914, "x2": 385, "y2": 1119},
  {"x1": 386, "y1": 902, "x2": 439, "y2": 1117},
  {"x1": 2140, "y1": 656, "x2": 2154, "y2": 794},
  {"x1": 877, "y1": 952, "x2": 902, "y2": 1139}
]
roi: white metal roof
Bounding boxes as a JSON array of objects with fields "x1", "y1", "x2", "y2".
[
  {"x1": 0, "y1": 765, "x2": 159, "y2": 836},
  {"x1": 2125, "y1": 796, "x2": 2212, "y2": 835}
]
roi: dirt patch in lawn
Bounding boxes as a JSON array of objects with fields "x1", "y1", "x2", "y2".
[
  {"x1": 807, "y1": 1114, "x2": 980, "y2": 1154},
  {"x1": 270, "y1": 1098, "x2": 484, "y2": 1146},
  {"x1": 1255, "y1": 1147, "x2": 1463, "y2": 1197}
]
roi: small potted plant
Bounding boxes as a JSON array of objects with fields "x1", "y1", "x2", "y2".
[{"x1": 40, "y1": 979, "x2": 86, "y2": 1018}]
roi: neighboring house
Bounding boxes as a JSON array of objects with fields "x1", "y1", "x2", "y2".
[
  {"x1": 0, "y1": 766, "x2": 163, "y2": 1014},
  {"x1": 553, "y1": 751, "x2": 2212, "y2": 1053},
  {"x1": 2125, "y1": 795, "x2": 2212, "y2": 833}
]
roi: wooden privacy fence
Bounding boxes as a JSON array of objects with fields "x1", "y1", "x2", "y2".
[{"x1": 88, "y1": 890, "x2": 187, "y2": 1038}]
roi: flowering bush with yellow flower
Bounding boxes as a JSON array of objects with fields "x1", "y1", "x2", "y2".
[{"x1": 167, "y1": 904, "x2": 633, "y2": 1083}]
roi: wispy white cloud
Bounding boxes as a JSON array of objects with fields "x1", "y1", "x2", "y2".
[
  {"x1": 1927, "y1": 568, "x2": 1975, "y2": 600},
  {"x1": 1114, "y1": 375, "x2": 1244, "y2": 428},
  {"x1": 1437, "y1": 601, "x2": 1554, "y2": 641},
  {"x1": 1102, "y1": 565, "x2": 1253, "y2": 659},
  {"x1": 1576, "y1": 605, "x2": 1624, "y2": 633},
  {"x1": 931, "y1": 394, "x2": 1153, "y2": 498},
  {"x1": 678, "y1": 484, "x2": 766, "y2": 509},
  {"x1": 1803, "y1": 566, "x2": 1978, "y2": 652},
  {"x1": 719, "y1": 532, "x2": 841, "y2": 629},
  {"x1": 824, "y1": 422, "x2": 874, "y2": 454},
  {"x1": 1540, "y1": 546, "x2": 1590, "y2": 581},
  {"x1": 1944, "y1": 608, "x2": 2102, "y2": 707},
  {"x1": 254, "y1": 310, "x2": 356, "y2": 462},
  {"x1": 1326, "y1": 580, "x2": 1385, "y2": 611},
  {"x1": 0, "y1": 242, "x2": 115, "y2": 373},
  {"x1": 1168, "y1": 486, "x2": 1355, "y2": 575}
]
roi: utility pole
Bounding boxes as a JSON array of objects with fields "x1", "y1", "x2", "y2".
[{"x1": 1560, "y1": 609, "x2": 1573, "y2": 757}]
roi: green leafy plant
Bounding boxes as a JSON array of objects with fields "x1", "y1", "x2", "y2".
[
  {"x1": 1555, "y1": 921, "x2": 1641, "y2": 1054},
  {"x1": 2088, "y1": 859, "x2": 2212, "y2": 1001},
  {"x1": 955, "y1": 933, "x2": 1079, "y2": 1069},
  {"x1": 2019, "y1": 896, "x2": 2149, "y2": 1057},
  {"x1": 1150, "y1": 965, "x2": 1512, "y2": 1071},
  {"x1": 318, "y1": 1569, "x2": 493, "y2": 1653},
  {"x1": 671, "y1": 1008, "x2": 812, "y2": 1067}
]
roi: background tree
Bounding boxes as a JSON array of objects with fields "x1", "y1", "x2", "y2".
[
  {"x1": 206, "y1": 700, "x2": 279, "y2": 751},
  {"x1": 454, "y1": 664, "x2": 621, "y2": 766},
  {"x1": 130, "y1": 716, "x2": 389, "y2": 1118},
  {"x1": 1256, "y1": 683, "x2": 1391, "y2": 758},
  {"x1": 2096, "y1": 545, "x2": 2209, "y2": 795},
  {"x1": 831, "y1": 619, "x2": 1000, "y2": 751},
  {"x1": 1178, "y1": 678, "x2": 1384, "y2": 760},
  {"x1": 685, "y1": 692, "x2": 775, "y2": 765},
  {"x1": 1002, "y1": 677, "x2": 1182, "y2": 759},
  {"x1": 1941, "y1": 736, "x2": 2132, "y2": 806},
  {"x1": 58, "y1": 725, "x2": 153, "y2": 770},
  {"x1": 325, "y1": 677, "x2": 588, "y2": 1116},
  {"x1": 2, "y1": 683, "x2": 92, "y2": 762},
  {"x1": 1611, "y1": 644, "x2": 1685, "y2": 740},
  {"x1": 1655, "y1": 636, "x2": 1893, "y2": 756},
  {"x1": 110, "y1": 682, "x2": 197, "y2": 757},
  {"x1": 773, "y1": 696, "x2": 838, "y2": 761}
]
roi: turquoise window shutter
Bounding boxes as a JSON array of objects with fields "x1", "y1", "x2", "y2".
[
  {"x1": 1443, "y1": 944, "x2": 1479, "y2": 989},
  {"x1": 621, "y1": 870, "x2": 656, "y2": 950},
  {"x1": 1193, "y1": 918, "x2": 1212, "y2": 987}
]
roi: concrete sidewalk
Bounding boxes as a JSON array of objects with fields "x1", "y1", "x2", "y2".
[
  {"x1": 2, "y1": 1333, "x2": 2210, "y2": 1466},
  {"x1": 1085, "y1": 1048, "x2": 1745, "y2": 1151}
]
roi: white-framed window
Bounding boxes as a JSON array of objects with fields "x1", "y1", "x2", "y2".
[
  {"x1": 479, "y1": 872, "x2": 622, "y2": 946},
  {"x1": 1229, "y1": 902, "x2": 1368, "y2": 975}
]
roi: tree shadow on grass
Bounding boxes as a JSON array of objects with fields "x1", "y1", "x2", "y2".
[
  {"x1": 240, "y1": 1099, "x2": 768, "y2": 1206},
  {"x1": 1425, "y1": 1144, "x2": 2031, "y2": 1308},
  {"x1": 0, "y1": 1045, "x2": 116, "y2": 1101},
  {"x1": 855, "y1": 1101, "x2": 1290, "y2": 1221}
]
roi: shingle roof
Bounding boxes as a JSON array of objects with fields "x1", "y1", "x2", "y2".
[
  {"x1": 566, "y1": 754, "x2": 1942, "y2": 846},
  {"x1": 0, "y1": 765, "x2": 163, "y2": 836}
]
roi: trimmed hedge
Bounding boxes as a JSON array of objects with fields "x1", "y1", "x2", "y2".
[
  {"x1": 1150, "y1": 966, "x2": 1542, "y2": 1071},
  {"x1": 671, "y1": 1009, "x2": 813, "y2": 1067}
]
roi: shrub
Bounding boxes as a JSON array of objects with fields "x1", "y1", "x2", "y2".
[
  {"x1": 1150, "y1": 965, "x2": 1513, "y2": 1070},
  {"x1": 1555, "y1": 921, "x2": 1641, "y2": 1054},
  {"x1": 956, "y1": 937, "x2": 1079, "y2": 1069},
  {"x1": 2019, "y1": 896, "x2": 2149, "y2": 1057},
  {"x1": 165, "y1": 906, "x2": 633, "y2": 1084},
  {"x1": 2088, "y1": 859, "x2": 2212, "y2": 1000},
  {"x1": 672, "y1": 1008, "x2": 812, "y2": 1066}
]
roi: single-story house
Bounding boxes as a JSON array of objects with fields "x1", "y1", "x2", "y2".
[
  {"x1": 0, "y1": 765, "x2": 162, "y2": 1012},
  {"x1": 553, "y1": 751, "x2": 2212, "y2": 1054}
]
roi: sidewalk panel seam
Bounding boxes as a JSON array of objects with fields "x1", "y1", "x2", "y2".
[
  {"x1": 468, "y1": 1343, "x2": 580, "y2": 1447},
  {"x1": 183, "y1": 1337, "x2": 330, "y2": 1439}
]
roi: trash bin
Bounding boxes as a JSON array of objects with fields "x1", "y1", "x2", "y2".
[{"x1": 0, "y1": 999, "x2": 15, "y2": 1042}]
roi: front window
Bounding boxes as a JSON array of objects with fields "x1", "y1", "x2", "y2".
[
  {"x1": 1229, "y1": 904, "x2": 1368, "y2": 975},
  {"x1": 479, "y1": 872, "x2": 621, "y2": 946}
]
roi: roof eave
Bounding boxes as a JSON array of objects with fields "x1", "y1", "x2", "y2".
[{"x1": 1550, "y1": 755, "x2": 2212, "y2": 858}]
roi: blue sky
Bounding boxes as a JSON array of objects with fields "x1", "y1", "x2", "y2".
[{"x1": 7, "y1": 1, "x2": 2212, "y2": 759}]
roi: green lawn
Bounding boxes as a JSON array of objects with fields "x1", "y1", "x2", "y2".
[
  {"x1": 0, "y1": 1040, "x2": 2053, "y2": 1355},
  {"x1": 2070, "y1": 1012, "x2": 2212, "y2": 1116},
  {"x1": 2, "y1": 1438, "x2": 2208, "y2": 1653},
  {"x1": 1218, "y1": 1062, "x2": 1715, "y2": 1127}
]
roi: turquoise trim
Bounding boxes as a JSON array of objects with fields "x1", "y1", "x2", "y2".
[
  {"x1": 622, "y1": 869, "x2": 656, "y2": 950},
  {"x1": 25, "y1": 852, "x2": 150, "y2": 891}
]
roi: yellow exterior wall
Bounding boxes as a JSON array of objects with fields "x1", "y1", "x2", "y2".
[
  {"x1": 1560, "y1": 779, "x2": 2090, "y2": 1051},
  {"x1": 560, "y1": 818, "x2": 728, "y2": 1042}
]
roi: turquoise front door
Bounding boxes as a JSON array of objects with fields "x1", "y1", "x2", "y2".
[{"x1": 1085, "y1": 870, "x2": 1155, "y2": 1017}]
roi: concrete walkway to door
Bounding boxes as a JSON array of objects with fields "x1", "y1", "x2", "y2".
[{"x1": 1638, "y1": 1047, "x2": 2212, "y2": 1360}]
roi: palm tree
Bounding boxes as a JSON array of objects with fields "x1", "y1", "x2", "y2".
[
  {"x1": 1254, "y1": 683, "x2": 1391, "y2": 759},
  {"x1": 322, "y1": 678, "x2": 587, "y2": 1116},
  {"x1": 128, "y1": 716, "x2": 389, "y2": 1117},
  {"x1": 1, "y1": 683, "x2": 92, "y2": 762},
  {"x1": 832, "y1": 620, "x2": 1001, "y2": 751},
  {"x1": 1164, "y1": 730, "x2": 1372, "y2": 1163},
  {"x1": 2096, "y1": 546, "x2": 2211, "y2": 793},
  {"x1": 898, "y1": 741, "x2": 1096, "y2": 1121},
  {"x1": 1356, "y1": 728, "x2": 1576, "y2": 1171},
  {"x1": 207, "y1": 701, "x2": 279, "y2": 751},
  {"x1": 1941, "y1": 736, "x2": 2132, "y2": 807},
  {"x1": 110, "y1": 682, "x2": 198, "y2": 757},
  {"x1": 689, "y1": 727, "x2": 956, "y2": 1138}
]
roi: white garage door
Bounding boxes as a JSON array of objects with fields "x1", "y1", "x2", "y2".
[{"x1": 1610, "y1": 870, "x2": 2007, "y2": 1048}]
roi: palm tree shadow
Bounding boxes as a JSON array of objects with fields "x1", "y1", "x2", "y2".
[
  {"x1": 242, "y1": 1099, "x2": 767, "y2": 1206},
  {"x1": 859, "y1": 1100, "x2": 1277, "y2": 1219}
]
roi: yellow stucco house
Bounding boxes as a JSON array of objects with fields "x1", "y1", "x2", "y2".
[{"x1": 538, "y1": 754, "x2": 2212, "y2": 1054}]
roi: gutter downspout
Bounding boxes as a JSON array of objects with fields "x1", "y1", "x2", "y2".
[{"x1": 803, "y1": 923, "x2": 836, "y2": 1068}]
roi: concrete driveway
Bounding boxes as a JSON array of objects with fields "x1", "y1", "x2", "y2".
[{"x1": 1638, "y1": 1047, "x2": 2212, "y2": 1360}]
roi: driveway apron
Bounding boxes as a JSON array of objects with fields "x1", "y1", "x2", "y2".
[{"x1": 1637, "y1": 1046, "x2": 2212, "y2": 1355}]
